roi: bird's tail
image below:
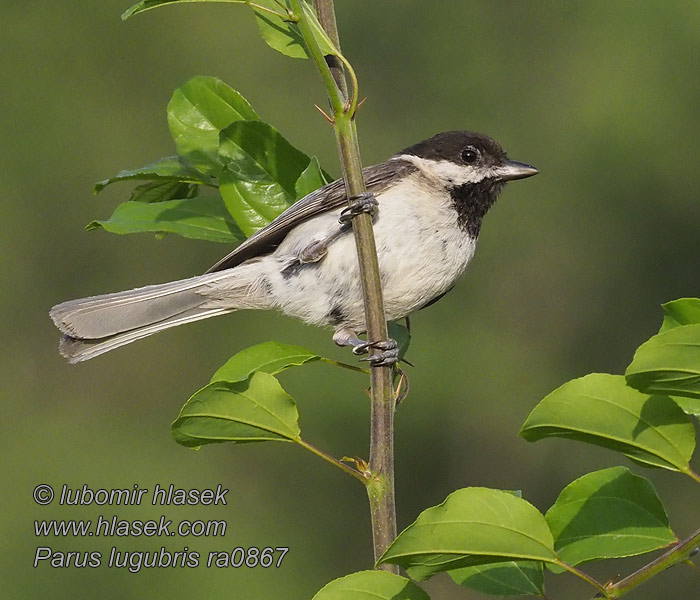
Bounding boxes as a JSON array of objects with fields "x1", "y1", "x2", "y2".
[{"x1": 50, "y1": 267, "x2": 264, "y2": 363}]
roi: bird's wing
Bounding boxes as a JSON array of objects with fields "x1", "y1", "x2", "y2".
[{"x1": 206, "y1": 158, "x2": 416, "y2": 273}]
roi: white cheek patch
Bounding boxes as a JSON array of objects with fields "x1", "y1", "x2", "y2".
[{"x1": 394, "y1": 154, "x2": 496, "y2": 186}]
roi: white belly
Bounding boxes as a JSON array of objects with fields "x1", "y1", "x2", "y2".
[{"x1": 263, "y1": 177, "x2": 477, "y2": 330}]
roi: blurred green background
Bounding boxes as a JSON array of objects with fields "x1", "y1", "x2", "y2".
[{"x1": 2, "y1": 1, "x2": 699, "y2": 598}]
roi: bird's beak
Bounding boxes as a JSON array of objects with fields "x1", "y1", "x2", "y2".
[{"x1": 496, "y1": 160, "x2": 539, "y2": 181}]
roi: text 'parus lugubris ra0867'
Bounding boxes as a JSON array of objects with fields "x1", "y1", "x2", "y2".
[{"x1": 50, "y1": 131, "x2": 538, "y2": 366}]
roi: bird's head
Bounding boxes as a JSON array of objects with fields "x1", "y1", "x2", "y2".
[
  {"x1": 396, "y1": 130, "x2": 538, "y2": 187},
  {"x1": 394, "y1": 130, "x2": 538, "y2": 236}
]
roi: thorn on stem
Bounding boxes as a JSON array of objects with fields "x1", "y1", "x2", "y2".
[
  {"x1": 314, "y1": 103, "x2": 334, "y2": 124},
  {"x1": 394, "y1": 367, "x2": 410, "y2": 406}
]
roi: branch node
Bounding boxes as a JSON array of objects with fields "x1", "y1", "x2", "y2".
[{"x1": 341, "y1": 456, "x2": 371, "y2": 478}]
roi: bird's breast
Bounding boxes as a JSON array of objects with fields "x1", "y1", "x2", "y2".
[
  {"x1": 264, "y1": 176, "x2": 479, "y2": 329},
  {"x1": 370, "y1": 178, "x2": 478, "y2": 319}
]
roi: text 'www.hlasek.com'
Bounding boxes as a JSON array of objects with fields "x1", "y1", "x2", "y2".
[{"x1": 32, "y1": 483, "x2": 289, "y2": 573}]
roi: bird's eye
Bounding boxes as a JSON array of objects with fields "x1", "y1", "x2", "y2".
[{"x1": 461, "y1": 147, "x2": 479, "y2": 164}]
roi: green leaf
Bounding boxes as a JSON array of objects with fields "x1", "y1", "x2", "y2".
[
  {"x1": 122, "y1": 0, "x2": 251, "y2": 21},
  {"x1": 388, "y1": 321, "x2": 412, "y2": 362},
  {"x1": 252, "y1": 0, "x2": 340, "y2": 59},
  {"x1": 521, "y1": 373, "x2": 696, "y2": 473},
  {"x1": 377, "y1": 487, "x2": 557, "y2": 580},
  {"x1": 671, "y1": 396, "x2": 700, "y2": 416},
  {"x1": 121, "y1": 1, "x2": 341, "y2": 60},
  {"x1": 167, "y1": 76, "x2": 259, "y2": 175},
  {"x1": 172, "y1": 371, "x2": 301, "y2": 447},
  {"x1": 94, "y1": 155, "x2": 209, "y2": 193},
  {"x1": 545, "y1": 467, "x2": 675, "y2": 568},
  {"x1": 626, "y1": 324, "x2": 700, "y2": 400},
  {"x1": 448, "y1": 561, "x2": 544, "y2": 597},
  {"x1": 129, "y1": 180, "x2": 197, "y2": 203},
  {"x1": 210, "y1": 341, "x2": 319, "y2": 383},
  {"x1": 642, "y1": 298, "x2": 700, "y2": 416},
  {"x1": 218, "y1": 120, "x2": 311, "y2": 236},
  {"x1": 660, "y1": 298, "x2": 700, "y2": 332},
  {"x1": 294, "y1": 156, "x2": 330, "y2": 199},
  {"x1": 121, "y1": 1, "x2": 342, "y2": 61},
  {"x1": 312, "y1": 570, "x2": 430, "y2": 600},
  {"x1": 253, "y1": 2, "x2": 308, "y2": 59},
  {"x1": 87, "y1": 196, "x2": 245, "y2": 243}
]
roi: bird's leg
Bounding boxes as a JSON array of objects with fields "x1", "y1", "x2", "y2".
[
  {"x1": 332, "y1": 192, "x2": 392, "y2": 365},
  {"x1": 333, "y1": 328, "x2": 365, "y2": 351},
  {"x1": 299, "y1": 192, "x2": 378, "y2": 263},
  {"x1": 333, "y1": 328, "x2": 399, "y2": 367},
  {"x1": 298, "y1": 227, "x2": 346, "y2": 263},
  {"x1": 338, "y1": 192, "x2": 379, "y2": 225}
]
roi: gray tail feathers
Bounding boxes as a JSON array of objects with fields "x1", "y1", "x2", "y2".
[{"x1": 50, "y1": 270, "x2": 257, "y2": 363}]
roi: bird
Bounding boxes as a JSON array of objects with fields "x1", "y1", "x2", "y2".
[{"x1": 50, "y1": 130, "x2": 538, "y2": 365}]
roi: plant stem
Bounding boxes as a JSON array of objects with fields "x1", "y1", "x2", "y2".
[
  {"x1": 122, "y1": 0, "x2": 288, "y2": 21},
  {"x1": 310, "y1": 0, "x2": 347, "y2": 94},
  {"x1": 554, "y1": 560, "x2": 608, "y2": 596},
  {"x1": 688, "y1": 468, "x2": 700, "y2": 485},
  {"x1": 295, "y1": 437, "x2": 368, "y2": 483},
  {"x1": 605, "y1": 527, "x2": 700, "y2": 598},
  {"x1": 320, "y1": 357, "x2": 370, "y2": 375},
  {"x1": 295, "y1": 0, "x2": 398, "y2": 570}
]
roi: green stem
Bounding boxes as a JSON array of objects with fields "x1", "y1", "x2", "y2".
[
  {"x1": 243, "y1": 0, "x2": 289, "y2": 19},
  {"x1": 292, "y1": 0, "x2": 343, "y2": 113},
  {"x1": 310, "y1": 0, "x2": 347, "y2": 96},
  {"x1": 295, "y1": 0, "x2": 398, "y2": 570},
  {"x1": 554, "y1": 560, "x2": 608, "y2": 596},
  {"x1": 605, "y1": 527, "x2": 700, "y2": 598},
  {"x1": 295, "y1": 437, "x2": 368, "y2": 483},
  {"x1": 687, "y1": 468, "x2": 700, "y2": 485},
  {"x1": 122, "y1": 1, "x2": 289, "y2": 21},
  {"x1": 320, "y1": 357, "x2": 371, "y2": 375}
]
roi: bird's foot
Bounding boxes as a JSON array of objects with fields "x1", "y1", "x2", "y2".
[
  {"x1": 333, "y1": 328, "x2": 398, "y2": 367},
  {"x1": 338, "y1": 192, "x2": 378, "y2": 225},
  {"x1": 355, "y1": 339, "x2": 399, "y2": 367}
]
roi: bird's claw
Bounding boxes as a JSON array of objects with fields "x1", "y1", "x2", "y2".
[
  {"x1": 364, "y1": 350, "x2": 399, "y2": 367},
  {"x1": 339, "y1": 192, "x2": 379, "y2": 225},
  {"x1": 353, "y1": 338, "x2": 399, "y2": 367}
]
